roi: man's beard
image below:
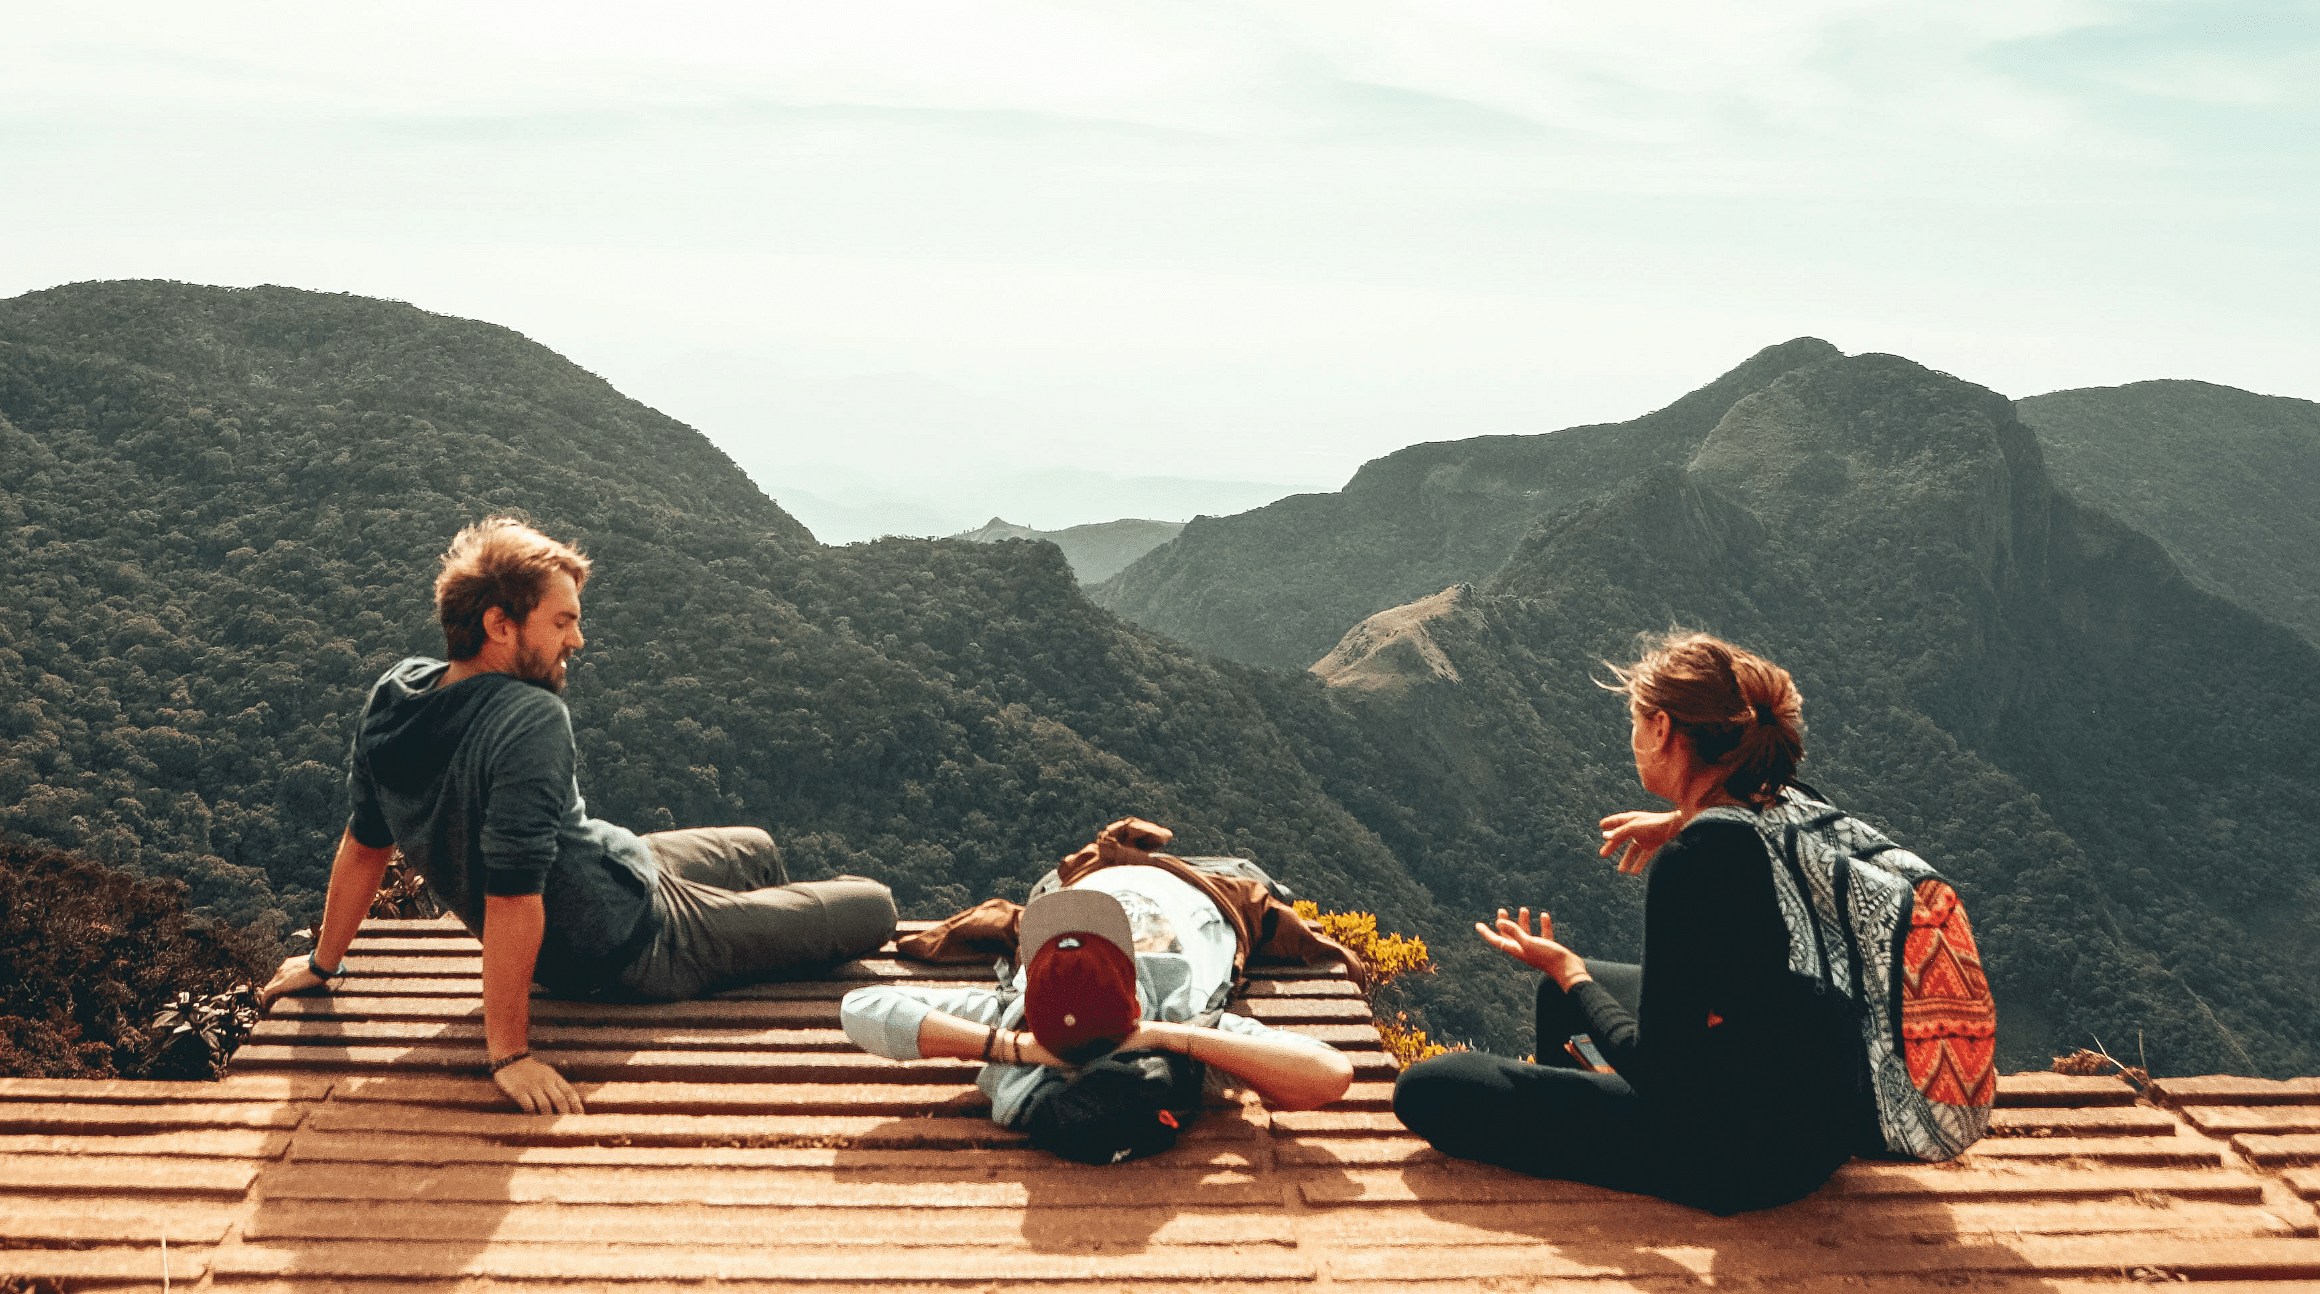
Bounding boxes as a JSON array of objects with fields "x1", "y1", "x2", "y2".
[{"x1": 514, "y1": 641, "x2": 569, "y2": 693}]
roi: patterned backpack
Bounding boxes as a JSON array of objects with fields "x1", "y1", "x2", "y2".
[{"x1": 1694, "y1": 786, "x2": 1998, "y2": 1161}]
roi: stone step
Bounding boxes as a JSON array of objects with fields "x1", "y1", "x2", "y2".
[
  {"x1": 337, "y1": 956, "x2": 942, "y2": 985},
  {"x1": 267, "y1": 991, "x2": 955, "y2": 1023},
  {"x1": 250, "y1": 1018, "x2": 859, "y2": 1052},
  {"x1": 1995, "y1": 1072, "x2": 2141, "y2": 1107},
  {"x1": 2150, "y1": 1077, "x2": 2320, "y2": 1106},
  {"x1": 0, "y1": 1075, "x2": 332, "y2": 1104},
  {"x1": 256, "y1": 1160, "x2": 1285, "y2": 1207},
  {"x1": 298, "y1": 1104, "x2": 1025, "y2": 1145},
  {"x1": 1300, "y1": 1164, "x2": 2270, "y2": 1207},
  {"x1": 0, "y1": 1130, "x2": 293, "y2": 1160},
  {"x1": 0, "y1": 1102, "x2": 310, "y2": 1135},
  {"x1": 1963, "y1": 1136, "x2": 2226, "y2": 1168},
  {"x1": 1291, "y1": 1196, "x2": 2315, "y2": 1246},
  {"x1": 0, "y1": 1155, "x2": 261, "y2": 1198},
  {"x1": 320, "y1": 1075, "x2": 980, "y2": 1113},
  {"x1": 0, "y1": 1198, "x2": 242, "y2": 1244},
  {"x1": 209, "y1": 1240, "x2": 1319, "y2": 1283},
  {"x1": 233, "y1": 1046, "x2": 989, "y2": 1084},
  {"x1": 2187, "y1": 1106, "x2": 2320, "y2": 1136},
  {"x1": 284, "y1": 1133, "x2": 1264, "y2": 1173},
  {"x1": 1324, "y1": 1236, "x2": 2320, "y2": 1282},
  {"x1": 240, "y1": 1198, "x2": 1299, "y2": 1246},
  {"x1": 2233, "y1": 1133, "x2": 2320, "y2": 1168},
  {"x1": 0, "y1": 1245, "x2": 213, "y2": 1283},
  {"x1": 1987, "y1": 1106, "x2": 2181, "y2": 1137}
]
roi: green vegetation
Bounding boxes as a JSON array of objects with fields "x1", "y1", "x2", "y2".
[
  {"x1": 1090, "y1": 338, "x2": 1842, "y2": 671},
  {"x1": 2017, "y1": 381, "x2": 2320, "y2": 647},
  {"x1": 0, "y1": 835, "x2": 273, "y2": 1079},
  {"x1": 3, "y1": 281, "x2": 2314, "y2": 1079},
  {"x1": 1305, "y1": 354, "x2": 2320, "y2": 1078},
  {"x1": 0, "y1": 278, "x2": 1456, "y2": 1009}
]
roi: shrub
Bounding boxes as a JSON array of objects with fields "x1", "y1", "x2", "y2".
[
  {"x1": 0, "y1": 835, "x2": 276, "y2": 1080},
  {"x1": 1292, "y1": 900, "x2": 1433, "y2": 990},
  {"x1": 1291, "y1": 900, "x2": 1463, "y2": 1068}
]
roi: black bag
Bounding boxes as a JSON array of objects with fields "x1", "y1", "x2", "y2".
[{"x1": 1022, "y1": 1013, "x2": 1218, "y2": 1165}]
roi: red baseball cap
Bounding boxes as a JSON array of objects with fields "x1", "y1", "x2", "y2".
[{"x1": 1021, "y1": 888, "x2": 1141, "y2": 1062}]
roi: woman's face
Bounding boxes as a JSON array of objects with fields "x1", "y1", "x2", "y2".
[{"x1": 1630, "y1": 701, "x2": 1679, "y2": 800}]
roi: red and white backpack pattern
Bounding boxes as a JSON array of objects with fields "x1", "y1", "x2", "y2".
[{"x1": 1696, "y1": 788, "x2": 1998, "y2": 1161}]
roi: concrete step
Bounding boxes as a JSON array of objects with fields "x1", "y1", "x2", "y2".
[
  {"x1": 256, "y1": 1160, "x2": 1285, "y2": 1207},
  {"x1": 2233, "y1": 1133, "x2": 2320, "y2": 1168},
  {"x1": 233, "y1": 1046, "x2": 989, "y2": 1084},
  {"x1": 2151, "y1": 1077, "x2": 2320, "y2": 1106},
  {"x1": 0, "y1": 1129, "x2": 292, "y2": 1160},
  {"x1": 1987, "y1": 1106, "x2": 2181, "y2": 1137},
  {"x1": 239, "y1": 1198, "x2": 1299, "y2": 1246},
  {"x1": 0, "y1": 1155, "x2": 261, "y2": 1198},
  {"x1": 1301, "y1": 1164, "x2": 2272, "y2": 1207},
  {"x1": 2188, "y1": 1106, "x2": 2320, "y2": 1136},
  {"x1": 0, "y1": 1075, "x2": 332, "y2": 1104},
  {"x1": 249, "y1": 1018, "x2": 859, "y2": 1052},
  {"x1": 0, "y1": 1102, "x2": 310, "y2": 1135},
  {"x1": 209, "y1": 1240, "x2": 1320, "y2": 1283},
  {"x1": 1324, "y1": 1236, "x2": 2320, "y2": 1282},
  {"x1": 1996, "y1": 1072, "x2": 2142, "y2": 1107},
  {"x1": 0, "y1": 1197, "x2": 242, "y2": 1244}
]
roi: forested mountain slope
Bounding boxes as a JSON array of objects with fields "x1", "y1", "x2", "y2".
[
  {"x1": 0, "y1": 281, "x2": 1442, "y2": 961},
  {"x1": 2016, "y1": 381, "x2": 2320, "y2": 646},
  {"x1": 5, "y1": 281, "x2": 2312, "y2": 1077},
  {"x1": 1088, "y1": 337, "x2": 1842, "y2": 670},
  {"x1": 1305, "y1": 353, "x2": 2320, "y2": 1077}
]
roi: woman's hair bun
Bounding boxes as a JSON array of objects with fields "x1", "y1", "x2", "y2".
[{"x1": 1602, "y1": 630, "x2": 1805, "y2": 803}]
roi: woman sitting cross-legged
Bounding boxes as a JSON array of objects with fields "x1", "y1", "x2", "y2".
[{"x1": 1393, "y1": 631, "x2": 1879, "y2": 1215}]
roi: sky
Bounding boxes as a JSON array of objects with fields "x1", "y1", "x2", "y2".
[{"x1": 4, "y1": 1, "x2": 2314, "y2": 540}]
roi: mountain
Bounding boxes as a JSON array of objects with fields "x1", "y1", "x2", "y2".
[
  {"x1": 1088, "y1": 338, "x2": 1844, "y2": 671},
  {"x1": 762, "y1": 461, "x2": 1298, "y2": 546},
  {"x1": 2015, "y1": 381, "x2": 2320, "y2": 647},
  {"x1": 0, "y1": 281, "x2": 1440, "y2": 956},
  {"x1": 951, "y1": 516, "x2": 1186, "y2": 585},
  {"x1": 5, "y1": 280, "x2": 2314, "y2": 1077},
  {"x1": 1302, "y1": 353, "x2": 2320, "y2": 1077}
]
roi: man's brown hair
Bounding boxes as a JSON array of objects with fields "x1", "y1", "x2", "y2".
[{"x1": 434, "y1": 517, "x2": 592, "y2": 661}]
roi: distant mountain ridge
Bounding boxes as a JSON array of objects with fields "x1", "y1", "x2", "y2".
[
  {"x1": 2016, "y1": 380, "x2": 2320, "y2": 646},
  {"x1": 1307, "y1": 352, "x2": 2320, "y2": 1077},
  {"x1": 949, "y1": 515, "x2": 1185, "y2": 585},
  {"x1": 1089, "y1": 337, "x2": 1843, "y2": 670}
]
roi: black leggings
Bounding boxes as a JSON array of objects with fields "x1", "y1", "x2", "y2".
[{"x1": 1392, "y1": 965, "x2": 1850, "y2": 1216}]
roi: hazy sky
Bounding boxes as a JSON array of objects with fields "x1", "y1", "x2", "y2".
[{"x1": 5, "y1": 2, "x2": 2314, "y2": 535}]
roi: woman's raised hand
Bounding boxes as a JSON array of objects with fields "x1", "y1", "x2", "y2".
[
  {"x1": 1474, "y1": 906, "x2": 1586, "y2": 986},
  {"x1": 1599, "y1": 809, "x2": 1683, "y2": 875}
]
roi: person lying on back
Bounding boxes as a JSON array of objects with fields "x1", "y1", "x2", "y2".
[
  {"x1": 261, "y1": 516, "x2": 896, "y2": 1114},
  {"x1": 841, "y1": 820, "x2": 1355, "y2": 1158}
]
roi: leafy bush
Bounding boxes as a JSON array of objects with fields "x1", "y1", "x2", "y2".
[{"x1": 0, "y1": 834, "x2": 275, "y2": 1079}]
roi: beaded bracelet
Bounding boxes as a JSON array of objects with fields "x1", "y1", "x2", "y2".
[
  {"x1": 980, "y1": 1026, "x2": 999, "y2": 1062},
  {"x1": 489, "y1": 1050, "x2": 531, "y2": 1074}
]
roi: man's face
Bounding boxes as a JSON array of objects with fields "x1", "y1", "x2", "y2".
[{"x1": 511, "y1": 570, "x2": 585, "y2": 693}]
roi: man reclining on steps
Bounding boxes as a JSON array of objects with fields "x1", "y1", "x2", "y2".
[
  {"x1": 840, "y1": 818, "x2": 1356, "y2": 1160},
  {"x1": 261, "y1": 516, "x2": 897, "y2": 1114}
]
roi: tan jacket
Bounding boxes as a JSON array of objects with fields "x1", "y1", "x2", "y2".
[{"x1": 894, "y1": 818, "x2": 1370, "y2": 991}]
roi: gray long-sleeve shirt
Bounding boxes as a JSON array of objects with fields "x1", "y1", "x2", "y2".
[{"x1": 346, "y1": 657, "x2": 661, "y2": 994}]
